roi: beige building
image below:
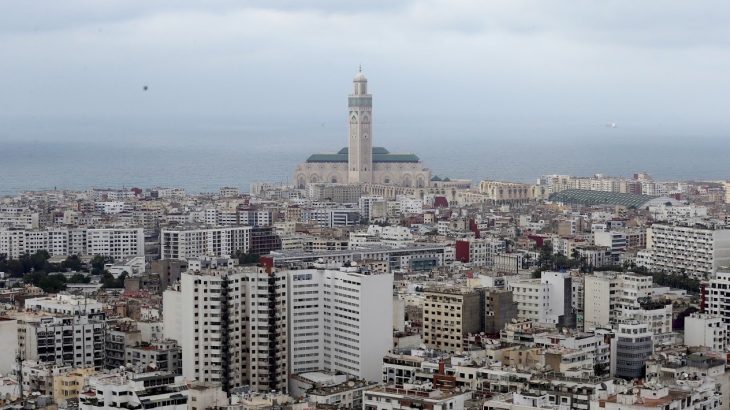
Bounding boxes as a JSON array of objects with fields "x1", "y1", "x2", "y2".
[
  {"x1": 53, "y1": 367, "x2": 95, "y2": 405},
  {"x1": 478, "y1": 180, "x2": 548, "y2": 203},
  {"x1": 422, "y1": 287, "x2": 483, "y2": 353}
]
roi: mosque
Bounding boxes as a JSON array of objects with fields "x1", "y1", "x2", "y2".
[{"x1": 293, "y1": 70, "x2": 431, "y2": 189}]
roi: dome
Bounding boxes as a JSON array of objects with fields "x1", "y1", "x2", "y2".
[{"x1": 354, "y1": 71, "x2": 367, "y2": 81}]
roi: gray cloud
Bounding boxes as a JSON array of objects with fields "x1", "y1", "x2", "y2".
[{"x1": 1, "y1": 0, "x2": 730, "y2": 145}]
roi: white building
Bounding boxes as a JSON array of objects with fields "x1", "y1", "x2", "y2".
[
  {"x1": 647, "y1": 223, "x2": 730, "y2": 277},
  {"x1": 163, "y1": 267, "x2": 288, "y2": 393},
  {"x1": 17, "y1": 313, "x2": 107, "y2": 370},
  {"x1": 79, "y1": 371, "x2": 189, "y2": 410},
  {"x1": 160, "y1": 226, "x2": 251, "y2": 259},
  {"x1": 704, "y1": 271, "x2": 730, "y2": 346},
  {"x1": 684, "y1": 313, "x2": 726, "y2": 352},
  {"x1": 24, "y1": 294, "x2": 104, "y2": 315},
  {"x1": 363, "y1": 385, "x2": 471, "y2": 410},
  {"x1": 86, "y1": 228, "x2": 144, "y2": 259},
  {"x1": 219, "y1": 186, "x2": 240, "y2": 198},
  {"x1": 509, "y1": 271, "x2": 573, "y2": 328},
  {"x1": 583, "y1": 272, "x2": 667, "y2": 337},
  {"x1": 397, "y1": 196, "x2": 423, "y2": 215},
  {"x1": 594, "y1": 231, "x2": 627, "y2": 263},
  {"x1": 287, "y1": 266, "x2": 393, "y2": 382}
]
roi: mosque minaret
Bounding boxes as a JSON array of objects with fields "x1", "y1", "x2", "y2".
[
  {"x1": 348, "y1": 68, "x2": 373, "y2": 184},
  {"x1": 294, "y1": 69, "x2": 430, "y2": 188}
]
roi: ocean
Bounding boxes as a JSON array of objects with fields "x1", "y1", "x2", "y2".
[{"x1": 1, "y1": 127, "x2": 728, "y2": 196}]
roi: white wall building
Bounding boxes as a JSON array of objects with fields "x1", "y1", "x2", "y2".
[
  {"x1": 647, "y1": 223, "x2": 730, "y2": 277},
  {"x1": 509, "y1": 271, "x2": 572, "y2": 327},
  {"x1": 684, "y1": 313, "x2": 726, "y2": 352},
  {"x1": 160, "y1": 226, "x2": 251, "y2": 260},
  {"x1": 86, "y1": 228, "x2": 144, "y2": 259},
  {"x1": 79, "y1": 371, "x2": 189, "y2": 410},
  {"x1": 704, "y1": 271, "x2": 730, "y2": 346},
  {"x1": 287, "y1": 266, "x2": 393, "y2": 382}
]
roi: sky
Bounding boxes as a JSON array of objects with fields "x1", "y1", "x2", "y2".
[{"x1": 2, "y1": 0, "x2": 730, "y2": 147}]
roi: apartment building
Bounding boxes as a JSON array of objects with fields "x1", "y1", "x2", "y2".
[
  {"x1": 455, "y1": 237, "x2": 506, "y2": 267},
  {"x1": 583, "y1": 272, "x2": 661, "y2": 332},
  {"x1": 610, "y1": 322, "x2": 653, "y2": 379},
  {"x1": 509, "y1": 271, "x2": 574, "y2": 328},
  {"x1": 422, "y1": 287, "x2": 483, "y2": 353},
  {"x1": 79, "y1": 371, "x2": 189, "y2": 410},
  {"x1": 17, "y1": 313, "x2": 107, "y2": 370},
  {"x1": 684, "y1": 313, "x2": 726, "y2": 352},
  {"x1": 647, "y1": 223, "x2": 730, "y2": 277},
  {"x1": 163, "y1": 267, "x2": 288, "y2": 393},
  {"x1": 704, "y1": 271, "x2": 730, "y2": 346},
  {"x1": 593, "y1": 231, "x2": 627, "y2": 264},
  {"x1": 286, "y1": 266, "x2": 393, "y2": 382},
  {"x1": 160, "y1": 226, "x2": 251, "y2": 260},
  {"x1": 85, "y1": 228, "x2": 144, "y2": 259}
]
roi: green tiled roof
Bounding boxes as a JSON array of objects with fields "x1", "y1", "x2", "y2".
[
  {"x1": 307, "y1": 147, "x2": 420, "y2": 163},
  {"x1": 549, "y1": 189, "x2": 659, "y2": 208}
]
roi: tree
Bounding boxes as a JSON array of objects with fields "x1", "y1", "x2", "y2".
[
  {"x1": 61, "y1": 255, "x2": 83, "y2": 271},
  {"x1": 232, "y1": 250, "x2": 259, "y2": 265},
  {"x1": 91, "y1": 255, "x2": 113, "y2": 275},
  {"x1": 23, "y1": 271, "x2": 67, "y2": 293},
  {"x1": 594, "y1": 363, "x2": 608, "y2": 376},
  {"x1": 538, "y1": 242, "x2": 554, "y2": 268},
  {"x1": 67, "y1": 273, "x2": 91, "y2": 284},
  {"x1": 38, "y1": 274, "x2": 67, "y2": 293},
  {"x1": 101, "y1": 271, "x2": 127, "y2": 289}
]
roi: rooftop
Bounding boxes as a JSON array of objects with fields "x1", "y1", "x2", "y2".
[
  {"x1": 549, "y1": 189, "x2": 662, "y2": 208},
  {"x1": 306, "y1": 147, "x2": 420, "y2": 163}
]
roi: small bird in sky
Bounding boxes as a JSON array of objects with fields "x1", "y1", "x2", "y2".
[{"x1": 143, "y1": 85, "x2": 149, "y2": 91}]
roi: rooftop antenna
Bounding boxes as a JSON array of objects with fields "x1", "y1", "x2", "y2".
[{"x1": 359, "y1": 64, "x2": 362, "y2": 73}]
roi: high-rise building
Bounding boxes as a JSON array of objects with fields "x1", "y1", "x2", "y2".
[
  {"x1": 286, "y1": 266, "x2": 393, "y2": 382},
  {"x1": 163, "y1": 267, "x2": 288, "y2": 393},
  {"x1": 704, "y1": 271, "x2": 730, "y2": 346}
]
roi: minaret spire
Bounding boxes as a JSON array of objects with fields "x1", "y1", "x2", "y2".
[{"x1": 348, "y1": 69, "x2": 373, "y2": 184}]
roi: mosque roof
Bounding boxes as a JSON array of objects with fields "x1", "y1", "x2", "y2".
[{"x1": 306, "y1": 147, "x2": 420, "y2": 163}]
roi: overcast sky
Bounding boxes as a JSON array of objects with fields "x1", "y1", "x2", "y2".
[{"x1": 2, "y1": 0, "x2": 730, "y2": 146}]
